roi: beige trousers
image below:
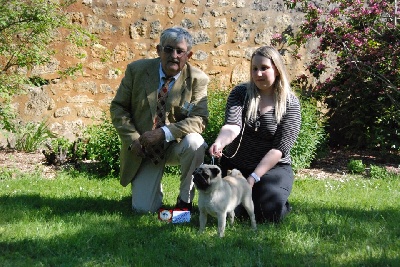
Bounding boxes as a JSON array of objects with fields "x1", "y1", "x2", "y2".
[{"x1": 131, "y1": 133, "x2": 207, "y2": 212}]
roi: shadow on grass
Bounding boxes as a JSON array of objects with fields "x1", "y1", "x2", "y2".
[
  {"x1": 0, "y1": 193, "x2": 132, "y2": 217},
  {"x1": 289, "y1": 201, "x2": 400, "y2": 266},
  {"x1": 1, "y1": 192, "x2": 399, "y2": 266}
]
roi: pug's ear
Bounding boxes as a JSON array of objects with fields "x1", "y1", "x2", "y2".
[{"x1": 210, "y1": 166, "x2": 221, "y2": 176}]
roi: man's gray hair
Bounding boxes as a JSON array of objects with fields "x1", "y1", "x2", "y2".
[{"x1": 159, "y1": 27, "x2": 194, "y2": 51}]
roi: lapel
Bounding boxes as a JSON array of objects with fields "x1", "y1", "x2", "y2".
[
  {"x1": 144, "y1": 59, "x2": 161, "y2": 120},
  {"x1": 166, "y1": 64, "x2": 189, "y2": 111}
]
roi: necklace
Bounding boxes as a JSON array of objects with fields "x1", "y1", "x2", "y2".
[
  {"x1": 254, "y1": 110, "x2": 261, "y2": 132},
  {"x1": 255, "y1": 120, "x2": 260, "y2": 131}
]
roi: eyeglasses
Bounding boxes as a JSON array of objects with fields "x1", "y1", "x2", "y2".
[{"x1": 161, "y1": 46, "x2": 188, "y2": 57}]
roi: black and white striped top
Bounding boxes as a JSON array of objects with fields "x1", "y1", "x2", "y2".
[{"x1": 223, "y1": 84, "x2": 301, "y2": 169}]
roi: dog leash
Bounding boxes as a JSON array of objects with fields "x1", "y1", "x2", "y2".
[{"x1": 208, "y1": 123, "x2": 246, "y2": 166}]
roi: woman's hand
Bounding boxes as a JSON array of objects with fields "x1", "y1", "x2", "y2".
[
  {"x1": 209, "y1": 142, "x2": 223, "y2": 158},
  {"x1": 247, "y1": 176, "x2": 255, "y2": 188},
  {"x1": 209, "y1": 124, "x2": 241, "y2": 158}
]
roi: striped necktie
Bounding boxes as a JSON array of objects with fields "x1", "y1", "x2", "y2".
[
  {"x1": 147, "y1": 77, "x2": 174, "y2": 164},
  {"x1": 153, "y1": 77, "x2": 173, "y2": 129}
]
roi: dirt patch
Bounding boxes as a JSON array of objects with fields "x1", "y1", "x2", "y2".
[
  {"x1": 0, "y1": 149, "x2": 57, "y2": 179},
  {"x1": 296, "y1": 149, "x2": 400, "y2": 179},
  {"x1": 0, "y1": 148, "x2": 398, "y2": 180}
]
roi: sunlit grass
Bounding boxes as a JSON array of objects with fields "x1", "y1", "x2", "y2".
[{"x1": 1, "y1": 168, "x2": 399, "y2": 266}]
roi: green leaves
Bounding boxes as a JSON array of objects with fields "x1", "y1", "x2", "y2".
[
  {"x1": 0, "y1": 0, "x2": 64, "y2": 71},
  {"x1": 291, "y1": 97, "x2": 327, "y2": 171},
  {"x1": 77, "y1": 115, "x2": 121, "y2": 175},
  {"x1": 0, "y1": 0, "x2": 95, "y2": 134},
  {"x1": 14, "y1": 120, "x2": 56, "y2": 152},
  {"x1": 284, "y1": 0, "x2": 399, "y2": 151},
  {"x1": 202, "y1": 87, "x2": 230, "y2": 160},
  {"x1": 347, "y1": 159, "x2": 366, "y2": 174}
]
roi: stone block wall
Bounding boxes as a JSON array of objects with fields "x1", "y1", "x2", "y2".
[{"x1": 11, "y1": 0, "x2": 325, "y2": 141}]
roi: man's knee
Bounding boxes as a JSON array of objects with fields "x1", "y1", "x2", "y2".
[
  {"x1": 132, "y1": 196, "x2": 162, "y2": 213},
  {"x1": 182, "y1": 133, "x2": 207, "y2": 151}
]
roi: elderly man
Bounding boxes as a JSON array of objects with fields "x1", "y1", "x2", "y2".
[{"x1": 110, "y1": 27, "x2": 209, "y2": 213}]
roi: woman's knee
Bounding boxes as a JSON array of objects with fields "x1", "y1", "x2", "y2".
[
  {"x1": 255, "y1": 200, "x2": 286, "y2": 223},
  {"x1": 253, "y1": 182, "x2": 291, "y2": 223}
]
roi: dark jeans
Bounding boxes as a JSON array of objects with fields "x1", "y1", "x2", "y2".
[{"x1": 220, "y1": 156, "x2": 294, "y2": 223}]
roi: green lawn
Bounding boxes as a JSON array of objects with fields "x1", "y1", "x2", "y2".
[{"x1": 1, "y1": 168, "x2": 399, "y2": 266}]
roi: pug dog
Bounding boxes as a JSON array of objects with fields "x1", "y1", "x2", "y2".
[{"x1": 193, "y1": 164, "x2": 257, "y2": 237}]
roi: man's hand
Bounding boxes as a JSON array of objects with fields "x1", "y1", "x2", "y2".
[
  {"x1": 139, "y1": 128, "x2": 165, "y2": 147},
  {"x1": 130, "y1": 140, "x2": 146, "y2": 158}
]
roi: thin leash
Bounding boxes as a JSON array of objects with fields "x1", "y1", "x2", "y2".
[
  {"x1": 222, "y1": 92, "x2": 248, "y2": 160},
  {"x1": 211, "y1": 92, "x2": 248, "y2": 163},
  {"x1": 209, "y1": 122, "x2": 246, "y2": 166},
  {"x1": 222, "y1": 122, "x2": 246, "y2": 159}
]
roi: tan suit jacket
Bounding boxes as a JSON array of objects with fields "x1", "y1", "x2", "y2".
[{"x1": 110, "y1": 58, "x2": 209, "y2": 186}]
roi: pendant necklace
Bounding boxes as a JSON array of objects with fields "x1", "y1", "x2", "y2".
[
  {"x1": 255, "y1": 110, "x2": 261, "y2": 131},
  {"x1": 255, "y1": 120, "x2": 260, "y2": 131}
]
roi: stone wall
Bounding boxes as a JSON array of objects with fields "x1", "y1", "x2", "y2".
[{"x1": 11, "y1": 0, "x2": 325, "y2": 141}]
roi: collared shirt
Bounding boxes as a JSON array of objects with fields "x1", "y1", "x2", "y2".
[
  {"x1": 158, "y1": 65, "x2": 181, "y2": 93},
  {"x1": 158, "y1": 64, "x2": 181, "y2": 142}
]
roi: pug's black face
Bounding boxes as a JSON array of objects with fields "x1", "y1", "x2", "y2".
[{"x1": 193, "y1": 164, "x2": 221, "y2": 191}]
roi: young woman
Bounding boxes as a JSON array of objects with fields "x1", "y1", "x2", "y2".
[{"x1": 209, "y1": 46, "x2": 301, "y2": 223}]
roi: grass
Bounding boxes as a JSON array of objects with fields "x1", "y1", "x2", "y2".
[{"x1": 0, "y1": 167, "x2": 399, "y2": 266}]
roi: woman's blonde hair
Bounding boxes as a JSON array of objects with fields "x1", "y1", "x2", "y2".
[{"x1": 246, "y1": 46, "x2": 293, "y2": 124}]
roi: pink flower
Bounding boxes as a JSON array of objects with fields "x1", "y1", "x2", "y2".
[
  {"x1": 316, "y1": 25, "x2": 324, "y2": 35},
  {"x1": 272, "y1": 33, "x2": 282, "y2": 41},
  {"x1": 316, "y1": 63, "x2": 326, "y2": 70},
  {"x1": 354, "y1": 38, "x2": 364, "y2": 46},
  {"x1": 329, "y1": 8, "x2": 340, "y2": 16}
]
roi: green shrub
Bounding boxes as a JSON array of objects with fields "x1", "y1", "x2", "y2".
[
  {"x1": 202, "y1": 87, "x2": 230, "y2": 163},
  {"x1": 15, "y1": 120, "x2": 55, "y2": 152},
  {"x1": 77, "y1": 115, "x2": 120, "y2": 175},
  {"x1": 49, "y1": 137, "x2": 74, "y2": 157},
  {"x1": 291, "y1": 96, "x2": 327, "y2": 171},
  {"x1": 369, "y1": 165, "x2": 388, "y2": 179},
  {"x1": 284, "y1": 0, "x2": 399, "y2": 151},
  {"x1": 203, "y1": 88, "x2": 229, "y2": 145},
  {"x1": 347, "y1": 159, "x2": 366, "y2": 174}
]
